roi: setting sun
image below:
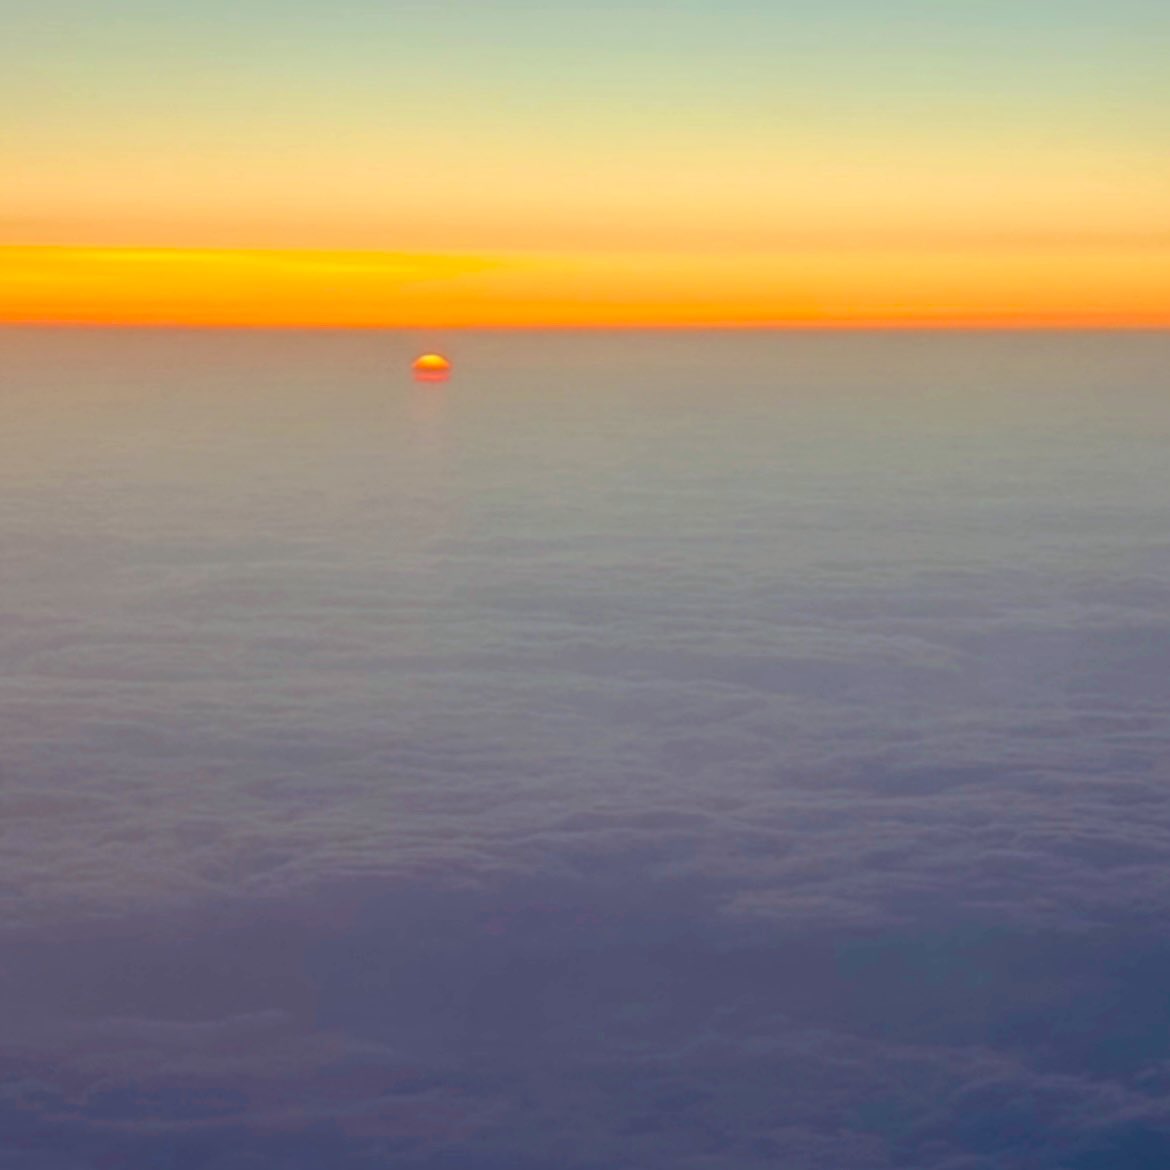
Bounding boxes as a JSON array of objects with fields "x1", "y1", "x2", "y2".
[{"x1": 412, "y1": 352, "x2": 452, "y2": 381}]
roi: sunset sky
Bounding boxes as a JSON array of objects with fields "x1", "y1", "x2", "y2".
[{"x1": 3, "y1": 0, "x2": 1168, "y2": 327}]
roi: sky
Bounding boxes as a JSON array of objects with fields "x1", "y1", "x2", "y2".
[{"x1": 1, "y1": 0, "x2": 1168, "y2": 326}]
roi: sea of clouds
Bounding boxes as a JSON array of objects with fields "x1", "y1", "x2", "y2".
[{"x1": 2, "y1": 328, "x2": 1170, "y2": 1167}]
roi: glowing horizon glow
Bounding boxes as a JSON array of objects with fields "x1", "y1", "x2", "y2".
[{"x1": 1, "y1": 245, "x2": 1167, "y2": 330}]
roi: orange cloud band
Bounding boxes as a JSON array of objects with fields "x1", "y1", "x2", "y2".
[{"x1": 2, "y1": 246, "x2": 1167, "y2": 329}]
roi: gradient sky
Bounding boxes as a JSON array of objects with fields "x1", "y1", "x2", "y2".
[{"x1": 2, "y1": 0, "x2": 1168, "y2": 325}]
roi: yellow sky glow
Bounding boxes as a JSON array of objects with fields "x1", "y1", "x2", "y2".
[{"x1": 2, "y1": 246, "x2": 1167, "y2": 329}]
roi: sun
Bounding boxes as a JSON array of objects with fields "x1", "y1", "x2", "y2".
[{"x1": 412, "y1": 353, "x2": 452, "y2": 383}]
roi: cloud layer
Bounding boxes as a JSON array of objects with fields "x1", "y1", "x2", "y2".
[{"x1": 3, "y1": 328, "x2": 1170, "y2": 1167}]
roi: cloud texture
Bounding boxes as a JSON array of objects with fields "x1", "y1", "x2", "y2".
[{"x1": 2, "y1": 328, "x2": 1170, "y2": 1167}]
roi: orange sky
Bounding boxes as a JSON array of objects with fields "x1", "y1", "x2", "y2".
[{"x1": 2, "y1": 245, "x2": 1167, "y2": 329}]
